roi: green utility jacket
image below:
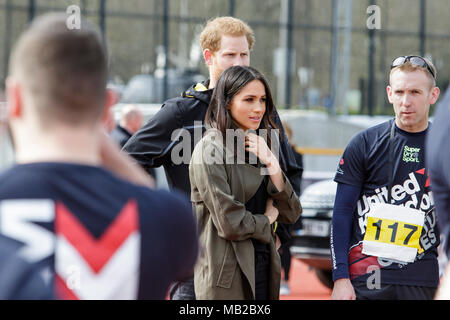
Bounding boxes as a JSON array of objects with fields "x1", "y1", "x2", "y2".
[{"x1": 189, "y1": 130, "x2": 302, "y2": 300}]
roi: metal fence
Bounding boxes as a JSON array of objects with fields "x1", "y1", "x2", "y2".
[{"x1": 1, "y1": 0, "x2": 450, "y2": 115}]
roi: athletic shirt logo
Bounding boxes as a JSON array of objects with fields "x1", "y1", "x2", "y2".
[
  {"x1": 402, "y1": 145, "x2": 421, "y2": 163},
  {"x1": 55, "y1": 199, "x2": 141, "y2": 300},
  {"x1": 0, "y1": 198, "x2": 142, "y2": 299}
]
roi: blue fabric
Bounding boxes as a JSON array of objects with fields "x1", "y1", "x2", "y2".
[
  {"x1": 0, "y1": 162, "x2": 198, "y2": 299},
  {"x1": 0, "y1": 234, "x2": 53, "y2": 300},
  {"x1": 331, "y1": 183, "x2": 361, "y2": 281},
  {"x1": 427, "y1": 86, "x2": 450, "y2": 260}
]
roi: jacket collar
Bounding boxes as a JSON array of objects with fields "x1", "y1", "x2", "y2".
[{"x1": 182, "y1": 80, "x2": 213, "y2": 104}]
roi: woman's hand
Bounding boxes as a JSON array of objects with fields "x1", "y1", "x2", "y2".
[
  {"x1": 264, "y1": 198, "x2": 279, "y2": 224},
  {"x1": 246, "y1": 132, "x2": 284, "y2": 191},
  {"x1": 245, "y1": 133, "x2": 277, "y2": 168}
]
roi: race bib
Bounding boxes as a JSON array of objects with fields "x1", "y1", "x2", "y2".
[{"x1": 362, "y1": 203, "x2": 424, "y2": 263}]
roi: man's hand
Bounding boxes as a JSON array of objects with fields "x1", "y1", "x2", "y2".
[{"x1": 331, "y1": 278, "x2": 356, "y2": 300}]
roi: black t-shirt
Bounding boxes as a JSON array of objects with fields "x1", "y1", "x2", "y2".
[
  {"x1": 0, "y1": 162, "x2": 198, "y2": 299},
  {"x1": 245, "y1": 174, "x2": 270, "y2": 255},
  {"x1": 334, "y1": 119, "x2": 440, "y2": 287}
]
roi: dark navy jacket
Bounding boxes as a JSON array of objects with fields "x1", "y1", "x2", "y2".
[{"x1": 0, "y1": 162, "x2": 198, "y2": 300}]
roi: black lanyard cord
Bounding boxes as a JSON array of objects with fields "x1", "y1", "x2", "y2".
[{"x1": 387, "y1": 120, "x2": 427, "y2": 210}]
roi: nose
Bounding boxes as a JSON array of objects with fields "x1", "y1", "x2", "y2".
[
  {"x1": 232, "y1": 57, "x2": 244, "y2": 66},
  {"x1": 401, "y1": 94, "x2": 412, "y2": 107},
  {"x1": 253, "y1": 101, "x2": 266, "y2": 114}
]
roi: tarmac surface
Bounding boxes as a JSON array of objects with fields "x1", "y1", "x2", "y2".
[
  {"x1": 280, "y1": 259, "x2": 332, "y2": 300},
  {"x1": 165, "y1": 258, "x2": 333, "y2": 300}
]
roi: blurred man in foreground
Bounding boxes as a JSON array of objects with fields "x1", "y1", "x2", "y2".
[
  {"x1": 0, "y1": 13, "x2": 197, "y2": 300},
  {"x1": 426, "y1": 86, "x2": 450, "y2": 299}
]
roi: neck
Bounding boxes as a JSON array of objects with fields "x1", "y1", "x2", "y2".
[
  {"x1": 395, "y1": 118, "x2": 429, "y2": 133},
  {"x1": 208, "y1": 71, "x2": 218, "y2": 89},
  {"x1": 208, "y1": 80, "x2": 216, "y2": 90},
  {"x1": 13, "y1": 124, "x2": 101, "y2": 165}
]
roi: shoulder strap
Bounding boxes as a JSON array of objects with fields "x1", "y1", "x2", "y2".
[
  {"x1": 387, "y1": 120, "x2": 396, "y2": 204},
  {"x1": 387, "y1": 120, "x2": 427, "y2": 209}
]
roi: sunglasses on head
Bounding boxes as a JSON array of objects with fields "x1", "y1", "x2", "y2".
[{"x1": 390, "y1": 55, "x2": 436, "y2": 79}]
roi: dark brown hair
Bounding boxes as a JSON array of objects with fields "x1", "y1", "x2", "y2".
[{"x1": 205, "y1": 66, "x2": 279, "y2": 155}]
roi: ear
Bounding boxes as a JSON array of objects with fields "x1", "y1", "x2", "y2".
[
  {"x1": 102, "y1": 89, "x2": 118, "y2": 118},
  {"x1": 106, "y1": 88, "x2": 119, "y2": 107},
  {"x1": 100, "y1": 89, "x2": 119, "y2": 127},
  {"x1": 5, "y1": 77, "x2": 23, "y2": 119},
  {"x1": 203, "y1": 49, "x2": 213, "y2": 66},
  {"x1": 429, "y1": 86, "x2": 440, "y2": 105},
  {"x1": 386, "y1": 85, "x2": 394, "y2": 104}
]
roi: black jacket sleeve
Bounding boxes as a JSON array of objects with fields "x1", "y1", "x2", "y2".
[
  {"x1": 271, "y1": 111, "x2": 303, "y2": 197},
  {"x1": 122, "y1": 100, "x2": 183, "y2": 170},
  {"x1": 271, "y1": 110, "x2": 304, "y2": 244}
]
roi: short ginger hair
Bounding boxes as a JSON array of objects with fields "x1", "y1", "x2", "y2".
[
  {"x1": 389, "y1": 57, "x2": 437, "y2": 88},
  {"x1": 200, "y1": 16, "x2": 255, "y2": 54}
]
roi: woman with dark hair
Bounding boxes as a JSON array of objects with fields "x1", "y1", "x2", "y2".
[{"x1": 189, "y1": 66, "x2": 302, "y2": 300}]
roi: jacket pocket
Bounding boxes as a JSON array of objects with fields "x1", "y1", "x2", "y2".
[{"x1": 216, "y1": 242, "x2": 237, "y2": 289}]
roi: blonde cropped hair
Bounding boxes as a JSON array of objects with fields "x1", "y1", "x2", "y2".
[
  {"x1": 390, "y1": 57, "x2": 437, "y2": 88},
  {"x1": 200, "y1": 16, "x2": 255, "y2": 53}
]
